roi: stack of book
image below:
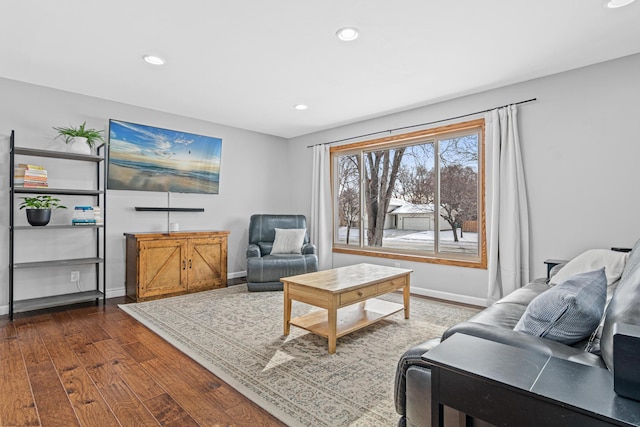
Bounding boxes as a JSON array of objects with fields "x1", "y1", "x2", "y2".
[
  {"x1": 14, "y1": 163, "x2": 48, "y2": 188},
  {"x1": 93, "y1": 206, "x2": 104, "y2": 226},
  {"x1": 72, "y1": 206, "x2": 103, "y2": 226}
]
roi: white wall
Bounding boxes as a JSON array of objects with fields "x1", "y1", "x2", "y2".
[
  {"x1": 0, "y1": 78, "x2": 289, "y2": 314},
  {"x1": 288, "y1": 53, "x2": 640, "y2": 306}
]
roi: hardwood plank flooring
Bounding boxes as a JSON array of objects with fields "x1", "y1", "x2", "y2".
[{"x1": 0, "y1": 297, "x2": 286, "y2": 427}]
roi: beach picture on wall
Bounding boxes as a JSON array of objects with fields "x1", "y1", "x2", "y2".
[{"x1": 107, "y1": 120, "x2": 222, "y2": 194}]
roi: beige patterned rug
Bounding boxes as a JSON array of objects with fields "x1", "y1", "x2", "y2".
[{"x1": 119, "y1": 284, "x2": 478, "y2": 427}]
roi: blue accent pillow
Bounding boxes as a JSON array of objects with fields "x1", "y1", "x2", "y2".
[{"x1": 514, "y1": 268, "x2": 607, "y2": 344}]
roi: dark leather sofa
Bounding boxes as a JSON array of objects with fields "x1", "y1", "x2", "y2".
[
  {"x1": 394, "y1": 239, "x2": 640, "y2": 427},
  {"x1": 246, "y1": 214, "x2": 318, "y2": 292}
]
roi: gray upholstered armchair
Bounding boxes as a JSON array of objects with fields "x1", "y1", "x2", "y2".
[{"x1": 246, "y1": 214, "x2": 319, "y2": 292}]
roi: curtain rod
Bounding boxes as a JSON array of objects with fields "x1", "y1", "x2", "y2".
[{"x1": 307, "y1": 97, "x2": 537, "y2": 148}]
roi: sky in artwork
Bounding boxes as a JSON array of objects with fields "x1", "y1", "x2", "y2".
[{"x1": 108, "y1": 120, "x2": 221, "y2": 171}]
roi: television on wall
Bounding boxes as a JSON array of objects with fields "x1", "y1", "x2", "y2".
[{"x1": 107, "y1": 119, "x2": 222, "y2": 194}]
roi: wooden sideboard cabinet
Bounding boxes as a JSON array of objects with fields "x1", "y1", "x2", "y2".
[{"x1": 125, "y1": 230, "x2": 229, "y2": 302}]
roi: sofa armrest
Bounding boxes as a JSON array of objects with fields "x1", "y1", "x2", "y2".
[
  {"x1": 611, "y1": 247, "x2": 632, "y2": 253},
  {"x1": 302, "y1": 243, "x2": 317, "y2": 255},
  {"x1": 549, "y1": 262, "x2": 567, "y2": 280},
  {"x1": 394, "y1": 338, "x2": 440, "y2": 416},
  {"x1": 247, "y1": 243, "x2": 261, "y2": 258},
  {"x1": 442, "y1": 322, "x2": 606, "y2": 368}
]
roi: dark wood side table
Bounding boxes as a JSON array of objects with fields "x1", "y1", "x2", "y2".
[{"x1": 423, "y1": 333, "x2": 640, "y2": 427}]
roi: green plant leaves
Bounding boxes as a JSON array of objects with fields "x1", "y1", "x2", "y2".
[
  {"x1": 53, "y1": 121, "x2": 104, "y2": 147},
  {"x1": 19, "y1": 195, "x2": 67, "y2": 210}
]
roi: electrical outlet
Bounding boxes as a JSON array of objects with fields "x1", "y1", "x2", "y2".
[
  {"x1": 71, "y1": 271, "x2": 80, "y2": 282},
  {"x1": 394, "y1": 262, "x2": 401, "y2": 268}
]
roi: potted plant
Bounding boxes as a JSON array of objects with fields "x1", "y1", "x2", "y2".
[
  {"x1": 19, "y1": 195, "x2": 67, "y2": 226},
  {"x1": 53, "y1": 121, "x2": 104, "y2": 154}
]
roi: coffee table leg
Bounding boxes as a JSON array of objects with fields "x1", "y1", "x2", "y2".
[
  {"x1": 403, "y1": 277, "x2": 411, "y2": 319},
  {"x1": 284, "y1": 282, "x2": 291, "y2": 335},
  {"x1": 328, "y1": 299, "x2": 337, "y2": 354}
]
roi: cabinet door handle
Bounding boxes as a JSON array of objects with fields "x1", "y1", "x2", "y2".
[
  {"x1": 183, "y1": 260, "x2": 186, "y2": 270},
  {"x1": 189, "y1": 259, "x2": 192, "y2": 269},
  {"x1": 357, "y1": 291, "x2": 363, "y2": 297}
]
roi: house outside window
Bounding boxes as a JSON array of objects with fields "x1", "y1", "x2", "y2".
[{"x1": 331, "y1": 119, "x2": 486, "y2": 269}]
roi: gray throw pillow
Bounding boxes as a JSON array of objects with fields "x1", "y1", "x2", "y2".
[{"x1": 514, "y1": 268, "x2": 607, "y2": 344}]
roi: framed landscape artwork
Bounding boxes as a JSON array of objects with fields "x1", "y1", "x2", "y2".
[{"x1": 107, "y1": 119, "x2": 222, "y2": 194}]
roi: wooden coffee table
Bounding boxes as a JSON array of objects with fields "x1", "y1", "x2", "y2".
[{"x1": 282, "y1": 263, "x2": 413, "y2": 354}]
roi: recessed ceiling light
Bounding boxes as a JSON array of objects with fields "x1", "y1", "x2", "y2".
[
  {"x1": 606, "y1": 0, "x2": 635, "y2": 7},
  {"x1": 336, "y1": 27, "x2": 359, "y2": 42},
  {"x1": 142, "y1": 54, "x2": 166, "y2": 65},
  {"x1": 294, "y1": 104, "x2": 308, "y2": 111}
]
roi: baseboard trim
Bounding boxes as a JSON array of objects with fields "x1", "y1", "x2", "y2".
[
  {"x1": 106, "y1": 288, "x2": 126, "y2": 299},
  {"x1": 410, "y1": 287, "x2": 487, "y2": 308},
  {"x1": 228, "y1": 270, "x2": 247, "y2": 280}
]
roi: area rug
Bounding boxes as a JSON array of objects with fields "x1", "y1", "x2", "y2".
[{"x1": 119, "y1": 284, "x2": 479, "y2": 427}]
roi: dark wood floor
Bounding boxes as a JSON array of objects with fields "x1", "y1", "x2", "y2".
[{"x1": 0, "y1": 297, "x2": 286, "y2": 427}]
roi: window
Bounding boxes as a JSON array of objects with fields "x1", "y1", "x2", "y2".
[{"x1": 331, "y1": 119, "x2": 486, "y2": 268}]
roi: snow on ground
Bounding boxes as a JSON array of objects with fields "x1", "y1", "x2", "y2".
[
  {"x1": 338, "y1": 227, "x2": 477, "y2": 243},
  {"x1": 382, "y1": 229, "x2": 477, "y2": 243},
  {"x1": 338, "y1": 227, "x2": 478, "y2": 254}
]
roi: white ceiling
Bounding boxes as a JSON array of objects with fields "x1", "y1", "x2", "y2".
[{"x1": 2, "y1": 0, "x2": 639, "y2": 138}]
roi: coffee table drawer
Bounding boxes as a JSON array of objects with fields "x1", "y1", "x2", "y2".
[
  {"x1": 340, "y1": 286, "x2": 378, "y2": 305},
  {"x1": 377, "y1": 277, "x2": 407, "y2": 294}
]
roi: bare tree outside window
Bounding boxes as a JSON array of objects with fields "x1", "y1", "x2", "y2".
[
  {"x1": 439, "y1": 164, "x2": 478, "y2": 242},
  {"x1": 395, "y1": 143, "x2": 435, "y2": 205},
  {"x1": 439, "y1": 136, "x2": 479, "y2": 246},
  {"x1": 337, "y1": 154, "x2": 360, "y2": 245},
  {"x1": 364, "y1": 148, "x2": 405, "y2": 247}
]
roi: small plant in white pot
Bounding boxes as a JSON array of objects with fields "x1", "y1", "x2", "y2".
[
  {"x1": 19, "y1": 195, "x2": 67, "y2": 226},
  {"x1": 53, "y1": 121, "x2": 104, "y2": 154}
]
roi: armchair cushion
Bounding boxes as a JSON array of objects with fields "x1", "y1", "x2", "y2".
[{"x1": 271, "y1": 228, "x2": 306, "y2": 254}]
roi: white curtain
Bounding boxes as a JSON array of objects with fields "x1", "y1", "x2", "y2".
[
  {"x1": 486, "y1": 105, "x2": 530, "y2": 303},
  {"x1": 310, "y1": 144, "x2": 333, "y2": 270}
]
